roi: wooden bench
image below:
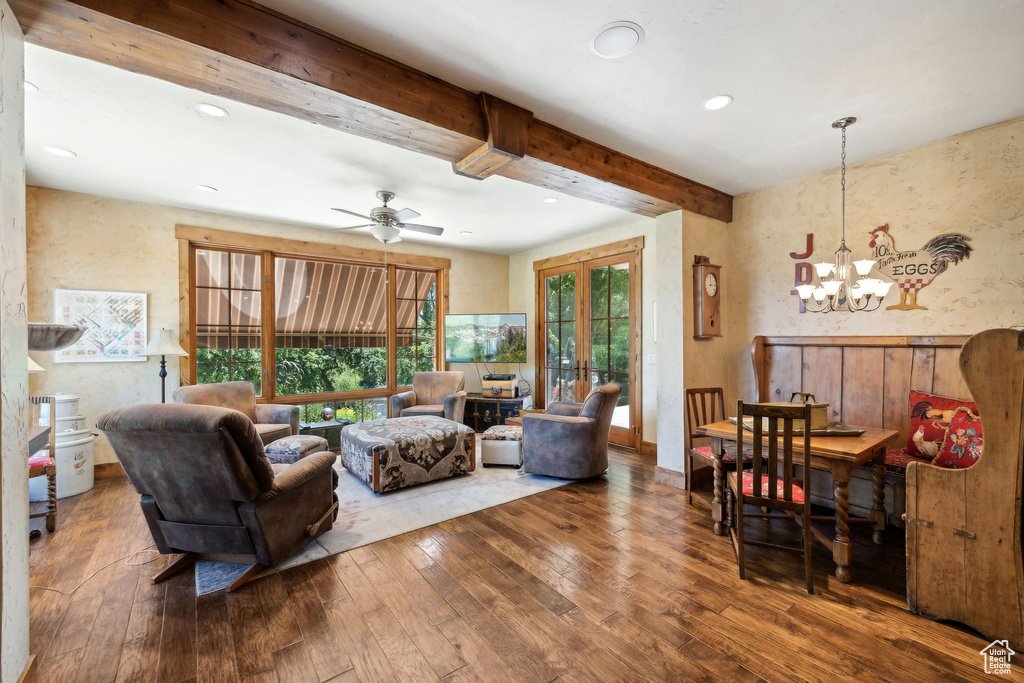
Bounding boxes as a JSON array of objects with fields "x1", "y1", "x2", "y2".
[{"x1": 750, "y1": 334, "x2": 971, "y2": 525}]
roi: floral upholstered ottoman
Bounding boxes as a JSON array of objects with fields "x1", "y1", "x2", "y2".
[
  {"x1": 340, "y1": 416, "x2": 475, "y2": 493},
  {"x1": 264, "y1": 434, "x2": 330, "y2": 465}
]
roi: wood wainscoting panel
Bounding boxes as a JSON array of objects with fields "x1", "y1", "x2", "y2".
[
  {"x1": 800, "y1": 346, "x2": 843, "y2": 423},
  {"x1": 882, "y1": 347, "x2": 914, "y2": 439},
  {"x1": 910, "y1": 347, "x2": 936, "y2": 394},
  {"x1": 841, "y1": 347, "x2": 885, "y2": 427},
  {"x1": 932, "y1": 346, "x2": 971, "y2": 398},
  {"x1": 764, "y1": 345, "x2": 802, "y2": 403}
]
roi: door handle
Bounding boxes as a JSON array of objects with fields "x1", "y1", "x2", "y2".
[
  {"x1": 583, "y1": 360, "x2": 588, "y2": 379},
  {"x1": 575, "y1": 361, "x2": 580, "y2": 381}
]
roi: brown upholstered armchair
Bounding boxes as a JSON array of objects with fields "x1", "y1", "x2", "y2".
[
  {"x1": 390, "y1": 371, "x2": 467, "y2": 422},
  {"x1": 522, "y1": 383, "x2": 621, "y2": 479},
  {"x1": 97, "y1": 403, "x2": 338, "y2": 591},
  {"x1": 172, "y1": 381, "x2": 299, "y2": 446}
]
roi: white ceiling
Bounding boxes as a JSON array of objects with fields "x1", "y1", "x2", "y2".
[
  {"x1": 24, "y1": 46, "x2": 636, "y2": 255},
  {"x1": 25, "y1": 1, "x2": 1024, "y2": 247},
  {"x1": 261, "y1": 0, "x2": 1024, "y2": 195}
]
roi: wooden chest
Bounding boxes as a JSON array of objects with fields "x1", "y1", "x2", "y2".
[{"x1": 462, "y1": 393, "x2": 533, "y2": 432}]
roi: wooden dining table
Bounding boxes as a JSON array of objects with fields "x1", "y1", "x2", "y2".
[{"x1": 697, "y1": 419, "x2": 899, "y2": 583}]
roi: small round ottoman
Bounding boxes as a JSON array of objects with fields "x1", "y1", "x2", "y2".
[
  {"x1": 481, "y1": 425, "x2": 523, "y2": 467},
  {"x1": 265, "y1": 434, "x2": 331, "y2": 465}
]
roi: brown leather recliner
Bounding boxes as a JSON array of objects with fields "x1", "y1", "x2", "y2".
[
  {"x1": 172, "y1": 381, "x2": 299, "y2": 446},
  {"x1": 522, "y1": 383, "x2": 622, "y2": 479},
  {"x1": 97, "y1": 403, "x2": 339, "y2": 591}
]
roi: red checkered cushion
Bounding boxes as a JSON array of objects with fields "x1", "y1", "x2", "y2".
[
  {"x1": 877, "y1": 447, "x2": 932, "y2": 476},
  {"x1": 728, "y1": 471, "x2": 805, "y2": 503},
  {"x1": 692, "y1": 444, "x2": 752, "y2": 464}
]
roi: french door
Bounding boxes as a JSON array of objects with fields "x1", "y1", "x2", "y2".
[{"x1": 536, "y1": 246, "x2": 641, "y2": 449}]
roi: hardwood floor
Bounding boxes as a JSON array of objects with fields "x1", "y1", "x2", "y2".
[{"x1": 27, "y1": 449, "x2": 992, "y2": 682}]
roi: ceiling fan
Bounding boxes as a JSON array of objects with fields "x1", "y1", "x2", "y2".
[{"x1": 331, "y1": 190, "x2": 444, "y2": 244}]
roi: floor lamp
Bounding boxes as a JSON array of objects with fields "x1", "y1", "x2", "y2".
[{"x1": 142, "y1": 328, "x2": 189, "y2": 403}]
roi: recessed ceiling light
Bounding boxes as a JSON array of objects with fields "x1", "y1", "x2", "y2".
[
  {"x1": 460, "y1": 231, "x2": 473, "y2": 236},
  {"x1": 195, "y1": 103, "x2": 229, "y2": 117},
  {"x1": 703, "y1": 95, "x2": 733, "y2": 111},
  {"x1": 24, "y1": 81, "x2": 38, "y2": 93},
  {"x1": 43, "y1": 146, "x2": 76, "y2": 158},
  {"x1": 195, "y1": 185, "x2": 218, "y2": 193},
  {"x1": 591, "y1": 21, "x2": 645, "y2": 59},
  {"x1": 543, "y1": 197, "x2": 559, "y2": 204}
]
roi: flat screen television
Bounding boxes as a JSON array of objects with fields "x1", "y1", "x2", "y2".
[{"x1": 444, "y1": 313, "x2": 527, "y2": 364}]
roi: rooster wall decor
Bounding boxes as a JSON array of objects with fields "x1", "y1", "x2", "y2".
[{"x1": 869, "y1": 224, "x2": 973, "y2": 311}]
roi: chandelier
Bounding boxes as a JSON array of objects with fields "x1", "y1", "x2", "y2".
[{"x1": 796, "y1": 117, "x2": 894, "y2": 313}]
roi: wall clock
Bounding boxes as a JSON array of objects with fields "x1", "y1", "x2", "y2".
[{"x1": 692, "y1": 255, "x2": 722, "y2": 339}]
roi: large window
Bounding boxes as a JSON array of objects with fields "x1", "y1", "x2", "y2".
[
  {"x1": 275, "y1": 258, "x2": 388, "y2": 397},
  {"x1": 190, "y1": 245, "x2": 443, "y2": 412},
  {"x1": 195, "y1": 248, "x2": 264, "y2": 395},
  {"x1": 396, "y1": 268, "x2": 437, "y2": 387}
]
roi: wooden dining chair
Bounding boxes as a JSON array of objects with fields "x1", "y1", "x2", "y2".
[
  {"x1": 685, "y1": 387, "x2": 754, "y2": 505},
  {"x1": 729, "y1": 400, "x2": 814, "y2": 593}
]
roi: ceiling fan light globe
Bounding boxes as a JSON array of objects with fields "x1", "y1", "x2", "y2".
[{"x1": 371, "y1": 224, "x2": 401, "y2": 244}]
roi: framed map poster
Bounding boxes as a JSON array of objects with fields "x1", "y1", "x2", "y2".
[{"x1": 53, "y1": 289, "x2": 148, "y2": 363}]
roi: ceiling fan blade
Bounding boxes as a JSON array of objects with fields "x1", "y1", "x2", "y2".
[
  {"x1": 391, "y1": 208, "x2": 421, "y2": 223},
  {"x1": 331, "y1": 224, "x2": 374, "y2": 232},
  {"x1": 331, "y1": 208, "x2": 373, "y2": 220},
  {"x1": 400, "y1": 223, "x2": 444, "y2": 236}
]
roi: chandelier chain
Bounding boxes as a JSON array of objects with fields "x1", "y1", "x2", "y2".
[{"x1": 840, "y1": 124, "x2": 846, "y2": 242}]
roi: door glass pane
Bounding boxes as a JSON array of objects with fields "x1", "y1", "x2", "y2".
[
  {"x1": 609, "y1": 263, "x2": 629, "y2": 318},
  {"x1": 590, "y1": 266, "x2": 608, "y2": 319},
  {"x1": 560, "y1": 272, "x2": 576, "y2": 321},
  {"x1": 609, "y1": 373, "x2": 630, "y2": 428},
  {"x1": 590, "y1": 320, "x2": 608, "y2": 373},
  {"x1": 545, "y1": 323, "x2": 560, "y2": 366},
  {"x1": 560, "y1": 370, "x2": 577, "y2": 404},
  {"x1": 231, "y1": 252, "x2": 261, "y2": 290},
  {"x1": 559, "y1": 321, "x2": 576, "y2": 369},
  {"x1": 547, "y1": 367, "x2": 563, "y2": 403},
  {"x1": 546, "y1": 276, "x2": 560, "y2": 321},
  {"x1": 609, "y1": 319, "x2": 629, "y2": 374}
]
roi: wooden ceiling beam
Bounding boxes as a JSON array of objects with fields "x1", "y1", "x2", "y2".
[{"x1": 12, "y1": 0, "x2": 733, "y2": 222}]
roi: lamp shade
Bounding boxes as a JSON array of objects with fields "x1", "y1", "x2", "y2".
[
  {"x1": 27, "y1": 356, "x2": 45, "y2": 373},
  {"x1": 143, "y1": 328, "x2": 189, "y2": 357}
]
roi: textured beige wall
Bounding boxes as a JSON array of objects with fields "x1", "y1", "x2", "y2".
[
  {"x1": 1, "y1": 2, "x2": 30, "y2": 678},
  {"x1": 508, "y1": 216, "x2": 658, "y2": 443},
  {"x1": 725, "y1": 116, "x2": 1024, "y2": 404},
  {"x1": 26, "y1": 187, "x2": 509, "y2": 465}
]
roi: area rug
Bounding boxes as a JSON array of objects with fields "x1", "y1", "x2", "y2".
[{"x1": 194, "y1": 450, "x2": 567, "y2": 594}]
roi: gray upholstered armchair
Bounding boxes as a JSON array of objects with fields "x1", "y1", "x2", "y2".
[
  {"x1": 390, "y1": 371, "x2": 467, "y2": 422},
  {"x1": 97, "y1": 403, "x2": 338, "y2": 591},
  {"x1": 172, "y1": 381, "x2": 299, "y2": 446},
  {"x1": 522, "y1": 383, "x2": 621, "y2": 479}
]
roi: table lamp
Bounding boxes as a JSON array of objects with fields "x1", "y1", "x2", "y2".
[{"x1": 142, "y1": 328, "x2": 189, "y2": 403}]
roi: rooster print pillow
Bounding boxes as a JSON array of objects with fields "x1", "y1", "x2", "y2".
[
  {"x1": 933, "y1": 407, "x2": 983, "y2": 469},
  {"x1": 905, "y1": 390, "x2": 979, "y2": 458}
]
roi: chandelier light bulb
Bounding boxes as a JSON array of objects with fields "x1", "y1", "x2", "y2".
[
  {"x1": 850, "y1": 285, "x2": 865, "y2": 301},
  {"x1": 812, "y1": 287, "x2": 827, "y2": 302}
]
